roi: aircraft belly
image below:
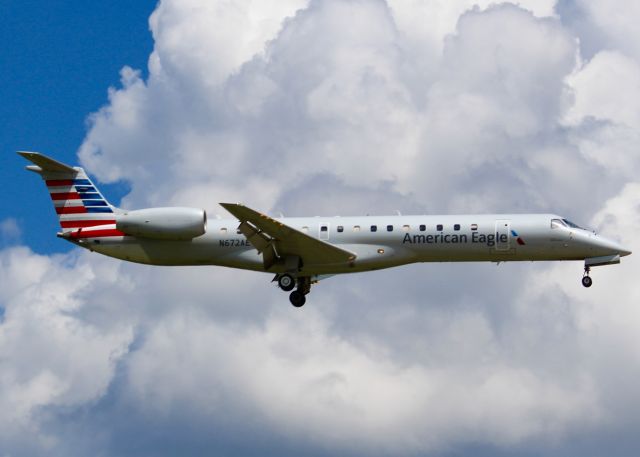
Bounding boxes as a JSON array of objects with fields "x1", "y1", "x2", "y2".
[
  {"x1": 370, "y1": 239, "x2": 584, "y2": 263},
  {"x1": 401, "y1": 238, "x2": 505, "y2": 262},
  {"x1": 297, "y1": 244, "x2": 417, "y2": 275},
  {"x1": 86, "y1": 237, "x2": 263, "y2": 269}
]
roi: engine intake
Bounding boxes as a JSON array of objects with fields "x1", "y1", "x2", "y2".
[{"x1": 116, "y1": 207, "x2": 207, "y2": 240}]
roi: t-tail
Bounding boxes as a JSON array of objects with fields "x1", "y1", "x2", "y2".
[{"x1": 18, "y1": 151, "x2": 120, "y2": 235}]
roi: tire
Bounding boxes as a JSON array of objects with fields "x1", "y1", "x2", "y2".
[
  {"x1": 289, "y1": 290, "x2": 306, "y2": 307},
  {"x1": 278, "y1": 274, "x2": 295, "y2": 292},
  {"x1": 582, "y1": 276, "x2": 593, "y2": 288}
]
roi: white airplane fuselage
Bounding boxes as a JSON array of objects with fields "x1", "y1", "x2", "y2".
[
  {"x1": 18, "y1": 151, "x2": 631, "y2": 307},
  {"x1": 86, "y1": 213, "x2": 629, "y2": 275}
]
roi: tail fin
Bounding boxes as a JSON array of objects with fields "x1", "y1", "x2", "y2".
[{"x1": 18, "y1": 151, "x2": 119, "y2": 231}]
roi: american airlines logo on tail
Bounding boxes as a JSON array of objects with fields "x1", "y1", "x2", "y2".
[
  {"x1": 47, "y1": 175, "x2": 116, "y2": 229},
  {"x1": 18, "y1": 151, "x2": 120, "y2": 238}
]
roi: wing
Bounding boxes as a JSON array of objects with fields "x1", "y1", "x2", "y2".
[{"x1": 219, "y1": 203, "x2": 356, "y2": 270}]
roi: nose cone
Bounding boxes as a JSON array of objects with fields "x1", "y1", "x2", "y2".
[{"x1": 594, "y1": 236, "x2": 632, "y2": 257}]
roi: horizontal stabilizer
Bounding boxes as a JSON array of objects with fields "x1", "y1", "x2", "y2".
[{"x1": 17, "y1": 151, "x2": 78, "y2": 174}]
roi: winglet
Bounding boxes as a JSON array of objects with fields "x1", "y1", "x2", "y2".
[
  {"x1": 17, "y1": 151, "x2": 78, "y2": 174},
  {"x1": 219, "y1": 202, "x2": 243, "y2": 212},
  {"x1": 219, "y1": 203, "x2": 248, "y2": 219}
]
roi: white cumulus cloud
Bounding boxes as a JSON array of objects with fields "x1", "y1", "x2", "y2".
[{"x1": 3, "y1": 0, "x2": 640, "y2": 455}]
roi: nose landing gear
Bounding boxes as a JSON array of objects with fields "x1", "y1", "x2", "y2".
[{"x1": 582, "y1": 266, "x2": 593, "y2": 288}]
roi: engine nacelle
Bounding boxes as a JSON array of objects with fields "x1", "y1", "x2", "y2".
[{"x1": 116, "y1": 207, "x2": 207, "y2": 240}]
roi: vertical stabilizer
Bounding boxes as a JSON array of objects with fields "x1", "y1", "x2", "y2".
[{"x1": 18, "y1": 151, "x2": 119, "y2": 231}]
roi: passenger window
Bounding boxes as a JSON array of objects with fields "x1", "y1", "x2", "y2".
[
  {"x1": 302, "y1": 226, "x2": 309, "y2": 233},
  {"x1": 337, "y1": 226, "x2": 344, "y2": 232},
  {"x1": 403, "y1": 225, "x2": 410, "y2": 232},
  {"x1": 471, "y1": 224, "x2": 478, "y2": 231},
  {"x1": 419, "y1": 224, "x2": 426, "y2": 232},
  {"x1": 387, "y1": 225, "x2": 393, "y2": 232},
  {"x1": 371, "y1": 225, "x2": 377, "y2": 232},
  {"x1": 353, "y1": 225, "x2": 360, "y2": 232},
  {"x1": 454, "y1": 224, "x2": 460, "y2": 231},
  {"x1": 220, "y1": 228, "x2": 227, "y2": 234},
  {"x1": 320, "y1": 226, "x2": 328, "y2": 232},
  {"x1": 436, "y1": 224, "x2": 443, "y2": 231},
  {"x1": 551, "y1": 219, "x2": 566, "y2": 229}
]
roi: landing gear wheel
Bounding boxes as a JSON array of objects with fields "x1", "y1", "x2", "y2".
[
  {"x1": 278, "y1": 274, "x2": 295, "y2": 292},
  {"x1": 582, "y1": 266, "x2": 592, "y2": 288},
  {"x1": 289, "y1": 290, "x2": 306, "y2": 307}
]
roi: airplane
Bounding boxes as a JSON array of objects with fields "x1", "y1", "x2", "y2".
[{"x1": 19, "y1": 151, "x2": 632, "y2": 307}]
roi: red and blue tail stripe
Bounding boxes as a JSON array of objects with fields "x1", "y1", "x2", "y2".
[
  {"x1": 19, "y1": 151, "x2": 126, "y2": 239},
  {"x1": 45, "y1": 176, "x2": 118, "y2": 230}
]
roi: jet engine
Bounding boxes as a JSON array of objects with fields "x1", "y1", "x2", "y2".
[{"x1": 116, "y1": 207, "x2": 207, "y2": 240}]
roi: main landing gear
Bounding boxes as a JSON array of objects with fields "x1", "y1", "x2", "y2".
[
  {"x1": 277, "y1": 273, "x2": 295, "y2": 292},
  {"x1": 275, "y1": 274, "x2": 311, "y2": 307},
  {"x1": 582, "y1": 266, "x2": 593, "y2": 288},
  {"x1": 289, "y1": 290, "x2": 306, "y2": 307}
]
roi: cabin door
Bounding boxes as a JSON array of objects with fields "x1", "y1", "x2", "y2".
[{"x1": 495, "y1": 219, "x2": 511, "y2": 251}]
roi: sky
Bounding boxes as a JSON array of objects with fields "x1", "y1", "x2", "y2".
[
  {"x1": 1, "y1": 0, "x2": 640, "y2": 456},
  {"x1": 1, "y1": 0, "x2": 154, "y2": 253}
]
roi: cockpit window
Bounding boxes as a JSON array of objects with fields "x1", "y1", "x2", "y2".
[
  {"x1": 562, "y1": 219, "x2": 582, "y2": 229},
  {"x1": 551, "y1": 219, "x2": 566, "y2": 229}
]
